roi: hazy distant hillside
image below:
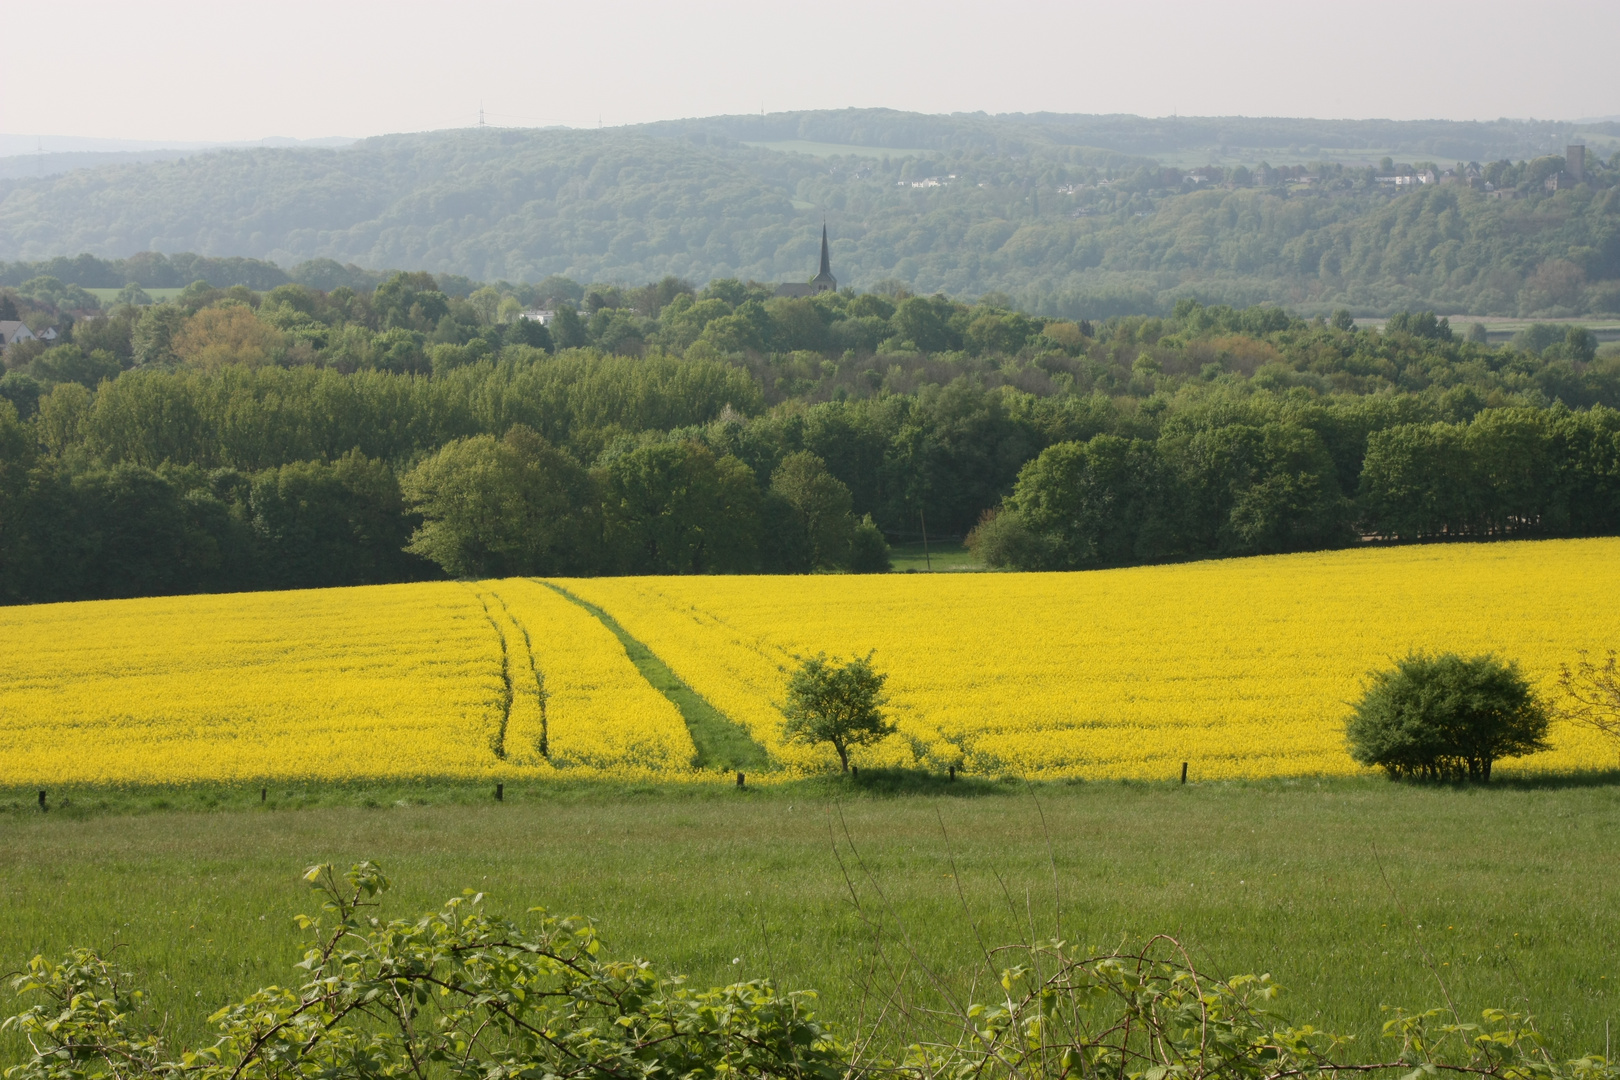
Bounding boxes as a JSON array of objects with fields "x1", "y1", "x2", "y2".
[
  {"x1": 3, "y1": 109, "x2": 1619, "y2": 317},
  {"x1": 650, "y1": 109, "x2": 1603, "y2": 162}
]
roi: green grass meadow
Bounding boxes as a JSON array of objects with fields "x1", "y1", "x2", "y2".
[
  {"x1": 3, "y1": 777, "x2": 1618, "y2": 1065},
  {"x1": 887, "y1": 539, "x2": 981, "y2": 572}
]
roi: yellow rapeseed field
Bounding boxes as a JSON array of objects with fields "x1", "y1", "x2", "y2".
[
  {"x1": 0, "y1": 579, "x2": 692, "y2": 784},
  {"x1": 0, "y1": 583, "x2": 497, "y2": 784},
  {"x1": 477, "y1": 579, "x2": 696, "y2": 774},
  {"x1": 561, "y1": 538, "x2": 1620, "y2": 780},
  {"x1": 4, "y1": 539, "x2": 1618, "y2": 785}
]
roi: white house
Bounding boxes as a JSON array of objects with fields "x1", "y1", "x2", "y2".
[{"x1": 0, "y1": 320, "x2": 35, "y2": 353}]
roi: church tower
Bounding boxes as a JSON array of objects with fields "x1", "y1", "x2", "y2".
[
  {"x1": 774, "y1": 224, "x2": 838, "y2": 297},
  {"x1": 809, "y1": 224, "x2": 837, "y2": 293}
]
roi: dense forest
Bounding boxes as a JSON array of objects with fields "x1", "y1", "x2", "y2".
[
  {"x1": 3, "y1": 266, "x2": 1619, "y2": 604},
  {"x1": 4, "y1": 110, "x2": 1620, "y2": 317}
]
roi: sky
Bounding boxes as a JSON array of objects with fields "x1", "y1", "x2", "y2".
[{"x1": 3, "y1": 0, "x2": 1618, "y2": 145}]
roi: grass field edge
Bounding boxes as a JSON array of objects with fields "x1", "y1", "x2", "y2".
[{"x1": 7, "y1": 768, "x2": 1620, "y2": 820}]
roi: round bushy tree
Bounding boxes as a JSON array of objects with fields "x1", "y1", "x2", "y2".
[
  {"x1": 782, "y1": 651, "x2": 893, "y2": 772},
  {"x1": 1347, "y1": 652, "x2": 1550, "y2": 780}
]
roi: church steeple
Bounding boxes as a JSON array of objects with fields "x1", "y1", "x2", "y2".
[
  {"x1": 775, "y1": 222, "x2": 838, "y2": 297},
  {"x1": 808, "y1": 222, "x2": 837, "y2": 292}
]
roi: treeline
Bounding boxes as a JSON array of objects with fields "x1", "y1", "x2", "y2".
[
  {"x1": 0, "y1": 251, "x2": 377, "y2": 292},
  {"x1": 0, "y1": 431, "x2": 426, "y2": 601},
  {"x1": 7, "y1": 271, "x2": 1617, "y2": 422},
  {"x1": 0, "y1": 408, "x2": 889, "y2": 603},
  {"x1": 3, "y1": 271, "x2": 1620, "y2": 603},
  {"x1": 970, "y1": 404, "x2": 1620, "y2": 570}
]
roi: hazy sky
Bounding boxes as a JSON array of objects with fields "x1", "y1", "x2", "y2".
[{"x1": 4, "y1": 0, "x2": 1617, "y2": 144}]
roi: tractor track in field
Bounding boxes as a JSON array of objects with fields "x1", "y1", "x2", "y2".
[
  {"x1": 538, "y1": 581, "x2": 771, "y2": 772},
  {"x1": 483, "y1": 585, "x2": 549, "y2": 758}
]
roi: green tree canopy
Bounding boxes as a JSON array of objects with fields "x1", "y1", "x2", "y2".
[
  {"x1": 1346, "y1": 652, "x2": 1551, "y2": 780},
  {"x1": 769, "y1": 450, "x2": 856, "y2": 571},
  {"x1": 599, "y1": 442, "x2": 759, "y2": 574},
  {"x1": 781, "y1": 651, "x2": 894, "y2": 772},
  {"x1": 251, "y1": 450, "x2": 417, "y2": 588},
  {"x1": 402, "y1": 425, "x2": 600, "y2": 577}
]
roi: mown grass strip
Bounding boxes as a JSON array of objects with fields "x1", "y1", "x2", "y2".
[{"x1": 539, "y1": 582, "x2": 773, "y2": 772}]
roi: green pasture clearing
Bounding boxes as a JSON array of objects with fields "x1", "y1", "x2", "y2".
[
  {"x1": 82, "y1": 286, "x2": 185, "y2": 303},
  {"x1": 746, "y1": 140, "x2": 929, "y2": 159},
  {"x1": 888, "y1": 538, "x2": 981, "y2": 572},
  {"x1": 3, "y1": 777, "x2": 1618, "y2": 1066}
]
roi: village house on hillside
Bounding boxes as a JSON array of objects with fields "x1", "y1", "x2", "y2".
[
  {"x1": 1546, "y1": 144, "x2": 1588, "y2": 192},
  {"x1": 0, "y1": 320, "x2": 37, "y2": 354}
]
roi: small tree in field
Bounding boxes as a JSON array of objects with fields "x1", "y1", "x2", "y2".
[
  {"x1": 1347, "y1": 652, "x2": 1550, "y2": 781},
  {"x1": 1558, "y1": 650, "x2": 1620, "y2": 754},
  {"x1": 782, "y1": 652, "x2": 893, "y2": 772}
]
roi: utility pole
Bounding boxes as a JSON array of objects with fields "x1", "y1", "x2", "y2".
[{"x1": 920, "y1": 508, "x2": 932, "y2": 571}]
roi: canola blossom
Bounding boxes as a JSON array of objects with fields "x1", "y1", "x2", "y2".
[
  {"x1": 0, "y1": 579, "x2": 691, "y2": 784},
  {"x1": 561, "y1": 538, "x2": 1620, "y2": 780},
  {"x1": 3, "y1": 539, "x2": 1619, "y2": 785},
  {"x1": 478, "y1": 579, "x2": 695, "y2": 774},
  {"x1": 0, "y1": 584, "x2": 498, "y2": 783}
]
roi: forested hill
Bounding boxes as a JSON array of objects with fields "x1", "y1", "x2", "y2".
[{"x1": 4, "y1": 109, "x2": 1620, "y2": 317}]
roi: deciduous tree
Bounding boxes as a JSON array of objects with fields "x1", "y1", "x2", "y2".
[
  {"x1": 403, "y1": 425, "x2": 600, "y2": 577},
  {"x1": 781, "y1": 651, "x2": 893, "y2": 772}
]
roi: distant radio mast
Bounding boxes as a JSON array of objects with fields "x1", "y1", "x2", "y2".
[{"x1": 478, "y1": 102, "x2": 485, "y2": 126}]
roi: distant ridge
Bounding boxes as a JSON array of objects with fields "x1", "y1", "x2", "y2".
[
  {"x1": 1, "y1": 109, "x2": 1616, "y2": 317},
  {"x1": 0, "y1": 134, "x2": 356, "y2": 181}
]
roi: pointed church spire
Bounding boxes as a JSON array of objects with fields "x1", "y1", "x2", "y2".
[{"x1": 808, "y1": 221, "x2": 836, "y2": 292}]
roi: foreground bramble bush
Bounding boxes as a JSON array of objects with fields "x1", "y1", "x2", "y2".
[
  {"x1": 5, "y1": 863, "x2": 1617, "y2": 1080},
  {"x1": 2, "y1": 862, "x2": 845, "y2": 1080}
]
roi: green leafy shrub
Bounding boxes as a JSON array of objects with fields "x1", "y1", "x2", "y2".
[
  {"x1": 2, "y1": 862, "x2": 842, "y2": 1080},
  {"x1": 847, "y1": 514, "x2": 891, "y2": 573},
  {"x1": 965, "y1": 507, "x2": 1049, "y2": 570},
  {"x1": 1347, "y1": 652, "x2": 1551, "y2": 780},
  {"x1": 7, "y1": 862, "x2": 1619, "y2": 1080}
]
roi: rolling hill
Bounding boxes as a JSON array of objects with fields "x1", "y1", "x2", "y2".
[{"x1": 4, "y1": 109, "x2": 1619, "y2": 317}]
